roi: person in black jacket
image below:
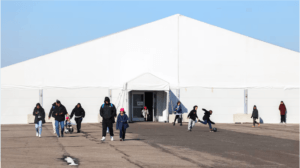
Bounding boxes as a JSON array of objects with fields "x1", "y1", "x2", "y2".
[
  {"x1": 251, "y1": 105, "x2": 260, "y2": 127},
  {"x1": 187, "y1": 105, "x2": 199, "y2": 132},
  {"x1": 70, "y1": 103, "x2": 85, "y2": 133},
  {"x1": 52, "y1": 100, "x2": 68, "y2": 138},
  {"x1": 33, "y1": 103, "x2": 45, "y2": 138},
  {"x1": 100, "y1": 97, "x2": 116, "y2": 141},
  {"x1": 48, "y1": 102, "x2": 57, "y2": 134},
  {"x1": 198, "y1": 108, "x2": 215, "y2": 132}
]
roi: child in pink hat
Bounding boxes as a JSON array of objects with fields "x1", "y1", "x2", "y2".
[{"x1": 116, "y1": 108, "x2": 129, "y2": 141}]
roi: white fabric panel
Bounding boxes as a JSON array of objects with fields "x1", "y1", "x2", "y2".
[
  {"x1": 43, "y1": 88, "x2": 108, "y2": 123},
  {"x1": 180, "y1": 87, "x2": 244, "y2": 123},
  {"x1": 178, "y1": 15, "x2": 299, "y2": 88},
  {"x1": 126, "y1": 73, "x2": 169, "y2": 91},
  {"x1": 1, "y1": 15, "x2": 179, "y2": 88},
  {"x1": 248, "y1": 89, "x2": 299, "y2": 123},
  {"x1": 1, "y1": 89, "x2": 40, "y2": 124}
]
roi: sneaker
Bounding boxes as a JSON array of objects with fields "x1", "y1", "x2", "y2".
[
  {"x1": 57, "y1": 135, "x2": 60, "y2": 138},
  {"x1": 120, "y1": 138, "x2": 123, "y2": 141},
  {"x1": 36, "y1": 132, "x2": 39, "y2": 137},
  {"x1": 111, "y1": 136, "x2": 114, "y2": 141},
  {"x1": 122, "y1": 139, "x2": 125, "y2": 141},
  {"x1": 61, "y1": 133, "x2": 64, "y2": 137},
  {"x1": 173, "y1": 123, "x2": 175, "y2": 126},
  {"x1": 39, "y1": 134, "x2": 41, "y2": 138},
  {"x1": 101, "y1": 137, "x2": 106, "y2": 141}
]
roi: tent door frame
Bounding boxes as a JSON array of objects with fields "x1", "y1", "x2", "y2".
[{"x1": 131, "y1": 92, "x2": 145, "y2": 121}]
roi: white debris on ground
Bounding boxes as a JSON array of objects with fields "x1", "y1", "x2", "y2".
[{"x1": 64, "y1": 157, "x2": 78, "y2": 166}]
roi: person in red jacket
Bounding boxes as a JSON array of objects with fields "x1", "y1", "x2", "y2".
[{"x1": 279, "y1": 101, "x2": 287, "y2": 124}]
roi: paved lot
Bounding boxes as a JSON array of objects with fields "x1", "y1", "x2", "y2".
[{"x1": 2, "y1": 122, "x2": 299, "y2": 168}]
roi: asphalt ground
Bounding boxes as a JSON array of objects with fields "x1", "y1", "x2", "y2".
[{"x1": 1, "y1": 122, "x2": 299, "y2": 168}]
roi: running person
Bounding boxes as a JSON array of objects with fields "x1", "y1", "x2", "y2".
[
  {"x1": 173, "y1": 101, "x2": 182, "y2": 126},
  {"x1": 198, "y1": 108, "x2": 215, "y2": 132},
  {"x1": 251, "y1": 105, "x2": 260, "y2": 127},
  {"x1": 33, "y1": 103, "x2": 45, "y2": 138},
  {"x1": 187, "y1": 105, "x2": 199, "y2": 131}
]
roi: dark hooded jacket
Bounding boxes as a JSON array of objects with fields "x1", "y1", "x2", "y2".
[
  {"x1": 70, "y1": 103, "x2": 85, "y2": 119},
  {"x1": 48, "y1": 102, "x2": 56, "y2": 118},
  {"x1": 251, "y1": 107, "x2": 259, "y2": 119},
  {"x1": 33, "y1": 103, "x2": 46, "y2": 124},
  {"x1": 100, "y1": 97, "x2": 116, "y2": 122},
  {"x1": 202, "y1": 108, "x2": 215, "y2": 124},
  {"x1": 52, "y1": 103, "x2": 68, "y2": 122},
  {"x1": 187, "y1": 106, "x2": 198, "y2": 121}
]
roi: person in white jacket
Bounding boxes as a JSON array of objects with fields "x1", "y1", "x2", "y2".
[{"x1": 141, "y1": 106, "x2": 148, "y2": 121}]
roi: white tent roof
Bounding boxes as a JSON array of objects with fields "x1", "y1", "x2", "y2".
[
  {"x1": 1, "y1": 14, "x2": 299, "y2": 89},
  {"x1": 126, "y1": 73, "x2": 169, "y2": 91}
]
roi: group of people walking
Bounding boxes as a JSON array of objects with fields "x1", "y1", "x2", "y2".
[
  {"x1": 32, "y1": 97, "x2": 130, "y2": 141},
  {"x1": 33, "y1": 98, "x2": 288, "y2": 139},
  {"x1": 33, "y1": 100, "x2": 85, "y2": 138}
]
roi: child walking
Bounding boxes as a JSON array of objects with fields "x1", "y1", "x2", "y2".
[
  {"x1": 251, "y1": 105, "x2": 260, "y2": 127},
  {"x1": 187, "y1": 105, "x2": 199, "y2": 132},
  {"x1": 198, "y1": 108, "x2": 215, "y2": 132},
  {"x1": 116, "y1": 108, "x2": 129, "y2": 141}
]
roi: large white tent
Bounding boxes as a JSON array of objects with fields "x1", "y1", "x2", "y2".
[{"x1": 1, "y1": 14, "x2": 299, "y2": 124}]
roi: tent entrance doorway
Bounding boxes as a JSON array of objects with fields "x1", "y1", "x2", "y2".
[{"x1": 131, "y1": 91, "x2": 155, "y2": 122}]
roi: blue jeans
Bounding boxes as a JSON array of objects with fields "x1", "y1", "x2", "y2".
[
  {"x1": 35, "y1": 120, "x2": 42, "y2": 135},
  {"x1": 200, "y1": 120, "x2": 212, "y2": 129},
  {"x1": 55, "y1": 120, "x2": 65, "y2": 137}
]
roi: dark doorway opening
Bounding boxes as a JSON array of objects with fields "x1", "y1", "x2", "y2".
[{"x1": 145, "y1": 92, "x2": 153, "y2": 121}]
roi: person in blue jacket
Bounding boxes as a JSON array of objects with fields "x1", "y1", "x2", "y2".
[
  {"x1": 173, "y1": 101, "x2": 182, "y2": 126},
  {"x1": 116, "y1": 108, "x2": 129, "y2": 141}
]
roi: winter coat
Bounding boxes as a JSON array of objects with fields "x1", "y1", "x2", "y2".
[
  {"x1": 116, "y1": 113, "x2": 129, "y2": 130},
  {"x1": 52, "y1": 104, "x2": 68, "y2": 122},
  {"x1": 100, "y1": 97, "x2": 116, "y2": 122},
  {"x1": 48, "y1": 103, "x2": 56, "y2": 118},
  {"x1": 187, "y1": 106, "x2": 198, "y2": 121},
  {"x1": 174, "y1": 104, "x2": 182, "y2": 114},
  {"x1": 251, "y1": 109, "x2": 259, "y2": 119},
  {"x1": 70, "y1": 104, "x2": 85, "y2": 119},
  {"x1": 279, "y1": 104, "x2": 286, "y2": 115},
  {"x1": 202, "y1": 109, "x2": 215, "y2": 124},
  {"x1": 33, "y1": 103, "x2": 45, "y2": 124}
]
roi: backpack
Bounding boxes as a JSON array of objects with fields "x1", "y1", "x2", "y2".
[{"x1": 102, "y1": 103, "x2": 113, "y2": 108}]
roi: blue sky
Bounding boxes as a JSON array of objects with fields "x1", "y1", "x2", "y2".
[{"x1": 1, "y1": 1, "x2": 299, "y2": 67}]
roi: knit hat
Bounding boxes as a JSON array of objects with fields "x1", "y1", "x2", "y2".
[
  {"x1": 66, "y1": 117, "x2": 69, "y2": 120},
  {"x1": 120, "y1": 108, "x2": 124, "y2": 112}
]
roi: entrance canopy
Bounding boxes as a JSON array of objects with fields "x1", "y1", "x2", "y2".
[{"x1": 125, "y1": 73, "x2": 170, "y2": 91}]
